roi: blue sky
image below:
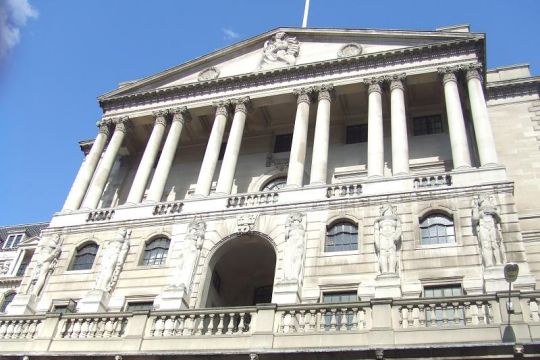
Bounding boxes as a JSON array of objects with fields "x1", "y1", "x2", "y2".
[{"x1": 0, "y1": 0, "x2": 539, "y2": 226}]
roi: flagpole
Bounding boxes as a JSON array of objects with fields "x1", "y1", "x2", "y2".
[{"x1": 302, "y1": 0, "x2": 310, "y2": 28}]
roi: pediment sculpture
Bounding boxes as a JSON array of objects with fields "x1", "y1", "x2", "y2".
[{"x1": 258, "y1": 32, "x2": 300, "y2": 70}]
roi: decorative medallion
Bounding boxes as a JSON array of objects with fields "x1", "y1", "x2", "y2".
[
  {"x1": 337, "y1": 43, "x2": 363, "y2": 58},
  {"x1": 198, "y1": 67, "x2": 220, "y2": 82},
  {"x1": 258, "y1": 32, "x2": 300, "y2": 70}
]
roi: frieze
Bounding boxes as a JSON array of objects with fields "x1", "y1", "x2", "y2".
[
  {"x1": 99, "y1": 38, "x2": 484, "y2": 112},
  {"x1": 487, "y1": 79, "x2": 540, "y2": 100}
]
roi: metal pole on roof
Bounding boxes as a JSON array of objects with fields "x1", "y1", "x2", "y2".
[{"x1": 302, "y1": 0, "x2": 310, "y2": 28}]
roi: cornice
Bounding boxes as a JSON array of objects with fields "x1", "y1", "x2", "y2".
[
  {"x1": 99, "y1": 37, "x2": 484, "y2": 112},
  {"x1": 487, "y1": 77, "x2": 540, "y2": 100}
]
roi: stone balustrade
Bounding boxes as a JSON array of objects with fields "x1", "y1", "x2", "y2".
[
  {"x1": 277, "y1": 302, "x2": 369, "y2": 333},
  {"x1": 413, "y1": 173, "x2": 452, "y2": 189},
  {"x1": 153, "y1": 201, "x2": 184, "y2": 216},
  {"x1": 396, "y1": 296, "x2": 493, "y2": 328},
  {"x1": 227, "y1": 192, "x2": 279, "y2": 208},
  {"x1": 0, "y1": 292, "x2": 539, "y2": 354},
  {"x1": 326, "y1": 183, "x2": 362, "y2": 198},
  {"x1": 86, "y1": 209, "x2": 115, "y2": 222},
  {"x1": 150, "y1": 308, "x2": 254, "y2": 337},
  {"x1": 0, "y1": 317, "x2": 43, "y2": 339},
  {"x1": 59, "y1": 314, "x2": 128, "y2": 338}
]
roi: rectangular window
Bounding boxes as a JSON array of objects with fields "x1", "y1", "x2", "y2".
[
  {"x1": 125, "y1": 301, "x2": 154, "y2": 312},
  {"x1": 322, "y1": 291, "x2": 357, "y2": 330},
  {"x1": 3, "y1": 234, "x2": 24, "y2": 250},
  {"x1": 16, "y1": 261, "x2": 29, "y2": 277},
  {"x1": 413, "y1": 114, "x2": 443, "y2": 136},
  {"x1": 346, "y1": 124, "x2": 368, "y2": 144},
  {"x1": 273, "y1": 133, "x2": 293, "y2": 153},
  {"x1": 423, "y1": 285, "x2": 465, "y2": 326}
]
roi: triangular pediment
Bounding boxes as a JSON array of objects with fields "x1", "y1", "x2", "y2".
[{"x1": 100, "y1": 26, "x2": 482, "y2": 100}]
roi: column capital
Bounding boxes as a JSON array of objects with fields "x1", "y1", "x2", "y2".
[
  {"x1": 386, "y1": 74, "x2": 406, "y2": 92},
  {"x1": 438, "y1": 66, "x2": 460, "y2": 84},
  {"x1": 113, "y1": 116, "x2": 130, "y2": 133},
  {"x1": 152, "y1": 110, "x2": 169, "y2": 126},
  {"x1": 465, "y1": 65, "x2": 483, "y2": 82},
  {"x1": 170, "y1": 106, "x2": 191, "y2": 124},
  {"x1": 293, "y1": 87, "x2": 315, "y2": 105},
  {"x1": 232, "y1": 97, "x2": 252, "y2": 114},
  {"x1": 314, "y1": 84, "x2": 335, "y2": 102},
  {"x1": 96, "y1": 119, "x2": 111, "y2": 136},
  {"x1": 364, "y1": 77, "x2": 385, "y2": 94},
  {"x1": 213, "y1": 100, "x2": 232, "y2": 117}
]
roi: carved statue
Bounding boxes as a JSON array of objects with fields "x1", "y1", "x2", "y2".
[
  {"x1": 25, "y1": 234, "x2": 61, "y2": 296},
  {"x1": 169, "y1": 219, "x2": 206, "y2": 289},
  {"x1": 94, "y1": 228, "x2": 130, "y2": 292},
  {"x1": 374, "y1": 204, "x2": 402, "y2": 274},
  {"x1": 0, "y1": 262, "x2": 10, "y2": 276},
  {"x1": 259, "y1": 32, "x2": 300, "y2": 70},
  {"x1": 472, "y1": 194, "x2": 505, "y2": 267},
  {"x1": 282, "y1": 212, "x2": 305, "y2": 282}
]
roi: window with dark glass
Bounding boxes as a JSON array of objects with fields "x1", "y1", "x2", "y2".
[
  {"x1": 125, "y1": 301, "x2": 154, "y2": 311},
  {"x1": 423, "y1": 285, "x2": 465, "y2": 326},
  {"x1": 16, "y1": 260, "x2": 29, "y2": 277},
  {"x1": 346, "y1": 124, "x2": 368, "y2": 144},
  {"x1": 325, "y1": 222, "x2": 358, "y2": 252},
  {"x1": 261, "y1": 177, "x2": 287, "y2": 192},
  {"x1": 70, "y1": 243, "x2": 98, "y2": 270},
  {"x1": 3, "y1": 233, "x2": 24, "y2": 250},
  {"x1": 0, "y1": 293, "x2": 15, "y2": 312},
  {"x1": 322, "y1": 291, "x2": 357, "y2": 330},
  {"x1": 420, "y1": 214, "x2": 455, "y2": 245},
  {"x1": 273, "y1": 133, "x2": 293, "y2": 153},
  {"x1": 142, "y1": 237, "x2": 170, "y2": 266},
  {"x1": 413, "y1": 114, "x2": 443, "y2": 136}
]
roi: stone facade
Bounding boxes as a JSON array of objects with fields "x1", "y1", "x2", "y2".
[{"x1": 1, "y1": 25, "x2": 540, "y2": 359}]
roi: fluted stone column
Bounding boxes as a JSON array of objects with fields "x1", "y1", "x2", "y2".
[
  {"x1": 125, "y1": 111, "x2": 168, "y2": 204},
  {"x1": 287, "y1": 88, "x2": 312, "y2": 188},
  {"x1": 62, "y1": 120, "x2": 110, "y2": 211},
  {"x1": 146, "y1": 107, "x2": 190, "y2": 203},
  {"x1": 389, "y1": 75, "x2": 409, "y2": 175},
  {"x1": 466, "y1": 65, "x2": 499, "y2": 167},
  {"x1": 194, "y1": 102, "x2": 230, "y2": 197},
  {"x1": 82, "y1": 117, "x2": 129, "y2": 209},
  {"x1": 439, "y1": 68, "x2": 472, "y2": 169},
  {"x1": 310, "y1": 84, "x2": 334, "y2": 185},
  {"x1": 366, "y1": 78, "x2": 385, "y2": 178},
  {"x1": 216, "y1": 97, "x2": 250, "y2": 195}
]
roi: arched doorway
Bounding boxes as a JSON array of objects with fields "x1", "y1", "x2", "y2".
[{"x1": 202, "y1": 233, "x2": 276, "y2": 308}]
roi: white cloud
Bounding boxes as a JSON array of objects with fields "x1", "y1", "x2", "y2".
[
  {"x1": 221, "y1": 27, "x2": 239, "y2": 40},
  {"x1": 0, "y1": 0, "x2": 38, "y2": 58}
]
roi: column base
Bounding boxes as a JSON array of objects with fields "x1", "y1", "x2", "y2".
[
  {"x1": 153, "y1": 286, "x2": 190, "y2": 311},
  {"x1": 76, "y1": 289, "x2": 110, "y2": 313},
  {"x1": 480, "y1": 162, "x2": 500, "y2": 168},
  {"x1": 6, "y1": 294, "x2": 38, "y2": 315},
  {"x1": 374, "y1": 273, "x2": 402, "y2": 298},
  {"x1": 273, "y1": 280, "x2": 301, "y2": 304}
]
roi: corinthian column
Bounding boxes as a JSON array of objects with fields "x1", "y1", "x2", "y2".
[
  {"x1": 146, "y1": 107, "x2": 190, "y2": 203},
  {"x1": 82, "y1": 117, "x2": 129, "y2": 209},
  {"x1": 194, "y1": 102, "x2": 230, "y2": 197},
  {"x1": 466, "y1": 65, "x2": 498, "y2": 167},
  {"x1": 62, "y1": 120, "x2": 110, "y2": 211},
  {"x1": 439, "y1": 67, "x2": 472, "y2": 169},
  {"x1": 216, "y1": 97, "x2": 251, "y2": 195},
  {"x1": 125, "y1": 111, "x2": 168, "y2": 204},
  {"x1": 310, "y1": 84, "x2": 334, "y2": 185},
  {"x1": 389, "y1": 74, "x2": 409, "y2": 175},
  {"x1": 365, "y1": 78, "x2": 384, "y2": 178},
  {"x1": 287, "y1": 88, "x2": 313, "y2": 188}
]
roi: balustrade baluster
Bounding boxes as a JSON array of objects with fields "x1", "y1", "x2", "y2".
[
  {"x1": 207, "y1": 313, "x2": 216, "y2": 335},
  {"x1": 429, "y1": 304, "x2": 437, "y2": 327},
  {"x1": 330, "y1": 309, "x2": 338, "y2": 331},
  {"x1": 477, "y1": 301, "x2": 487, "y2": 324},
  {"x1": 72, "y1": 319, "x2": 82, "y2": 338},
  {"x1": 217, "y1": 313, "x2": 225, "y2": 335},
  {"x1": 226, "y1": 313, "x2": 235, "y2": 334},
  {"x1": 164, "y1": 317, "x2": 175, "y2": 336},
  {"x1": 237, "y1": 313, "x2": 246, "y2": 333},
  {"x1": 297, "y1": 310, "x2": 306, "y2": 332},
  {"x1": 12, "y1": 322, "x2": 21, "y2": 339},
  {"x1": 0, "y1": 321, "x2": 8, "y2": 338},
  {"x1": 80, "y1": 319, "x2": 89, "y2": 338},
  {"x1": 194, "y1": 314, "x2": 205, "y2": 335},
  {"x1": 308, "y1": 310, "x2": 317, "y2": 331}
]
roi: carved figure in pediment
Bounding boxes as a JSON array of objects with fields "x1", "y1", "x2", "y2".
[
  {"x1": 170, "y1": 218, "x2": 206, "y2": 289},
  {"x1": 374, "y1": 204, "x2": 402, "y2": 274},
  {"x1": 259, "y1": 32, "x2": 300, "y2": 70},
  {"x1": 472, "y1": 194, "x2": 505, "y2": 267},
  {"x1": 94, "y1": 228, "x2": 130, "y2": 292},
  {"x1": 282, "y1": 212, "x2": 305, "y2": 282},
  {"x1": 25, "y1": 234, "x2": 61, "y2": 296}
]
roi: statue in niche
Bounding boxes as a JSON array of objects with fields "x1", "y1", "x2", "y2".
[
  {"x1": 25, "y1": 234, "x2": 61, "y2": 296},
  {"x1": 258, "y1": 32, "x2": 300, "y2": 70},
  {"x1": 374, "y1": 204, "x2": 402, "y2": 274},
  {"x1": 169, "y1": 218, "x2": 206, "y2": 289},
  {"x1": 94, "y1": 228, "x2": 130, "y2": 292},
  {"x1": 282, "y1": 212, "x2": 305, "y2": 282},
  {"x1": 472, "y1": 194, "x2": 505, "y2": 267}
]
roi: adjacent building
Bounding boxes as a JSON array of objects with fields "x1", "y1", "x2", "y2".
[{"x1": 1, "y1": 24, "x2": 540, "y2": 359}]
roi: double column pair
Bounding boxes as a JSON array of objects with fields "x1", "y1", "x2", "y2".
[{"x1": 439, "y1": 64, "x2": 498, "y2": 168}]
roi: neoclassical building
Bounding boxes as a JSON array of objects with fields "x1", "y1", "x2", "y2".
[{"x1": 1, "y1": 25, "x2": 540, "y2": 359}]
